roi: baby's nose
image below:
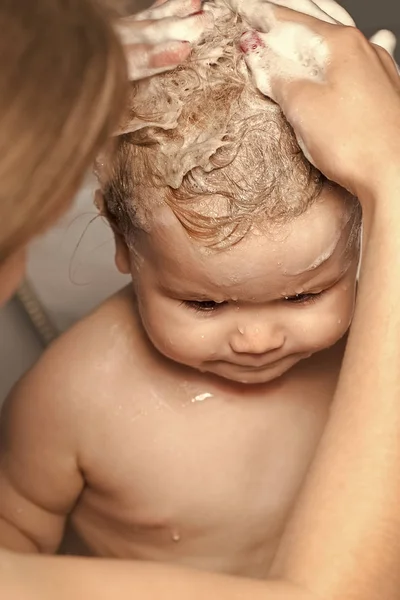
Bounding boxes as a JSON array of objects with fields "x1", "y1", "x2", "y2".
[{"x1": 229, "y1": 322, "x2": 285, "y2": 355}]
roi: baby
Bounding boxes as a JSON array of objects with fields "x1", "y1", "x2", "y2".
[{"x1": 0, "y1": 1, "x2": 361, "y2": 579}]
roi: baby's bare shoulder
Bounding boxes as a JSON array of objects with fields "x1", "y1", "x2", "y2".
[
  {"x1": 55, "y1": 285, "x2": 141, "y2": 369},
  {"x1": 4, "y1": 287, "x2": 143, "y2": 425}
]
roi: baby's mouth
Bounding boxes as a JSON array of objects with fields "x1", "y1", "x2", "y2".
[{"x1": 230, "y1": 358, "x2": 285, "y2": 370}]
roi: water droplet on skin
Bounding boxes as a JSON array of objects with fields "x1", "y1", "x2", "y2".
[
  {"x1": 238, "y1": 326, "x2": 245, "y2": 334},
  {"x1": 191, "y1": 392, "x2": 213, "y2": 403},
  {"x1": 171, "y1": 530, "x2": 181, "y2": 542},
  {"x1": 337, "y1": 319, "x2": 342, "y2": 325}
]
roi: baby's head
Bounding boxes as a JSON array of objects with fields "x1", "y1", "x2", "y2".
[{"x1": 98, "y1": 1, "x2": 361, "y2": 384}]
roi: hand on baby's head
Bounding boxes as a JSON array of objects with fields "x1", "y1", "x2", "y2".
[
  {"x1": 114, "y1": 0, "x2": 213, "y2": 81},
  {"x1": 98, "y1": 0, "x2": 365, "y2": 252},
  {"x1": 228, "y1": 0, "x2": 400, "y2": 198},
  {"x1": 101, "y1": 0, "x2": 329, "y2": 249}
]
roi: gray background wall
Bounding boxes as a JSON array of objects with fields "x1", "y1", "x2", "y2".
[{"x1": 342, "y1": 0, "x2": 399, "y2": 42}]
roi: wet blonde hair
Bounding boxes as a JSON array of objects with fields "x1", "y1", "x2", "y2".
[
  {"x1": 0, "y1": 0, "x2": 126, "y2": 260},
  {"x1": 101, "y1": 2, "x2": 350, "y2": 247}
]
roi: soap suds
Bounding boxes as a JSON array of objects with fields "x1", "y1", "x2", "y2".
[
  {"x1": 135, "y1": 0, "x2": 202, "y2": 21},
  {"x1": 116, "y1": 0, "x2": 254, "y2": 188},
  {"x1": 103, "y1": 0, "x2": 332, "y2": 247},
  {"x1": 241, "y1": 22, "x2": 330, "y2": 102},
  {"x1": 292, "y1": 229, "x2": 341, "y2": 274},
  {"x1": 117, "y1": 10, "x2": 212, "y2": 46},
  {"x1": 227, "y1": 0, "x2": 354, "y2": 27}
]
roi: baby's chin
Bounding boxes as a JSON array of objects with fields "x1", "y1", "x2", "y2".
[{"x1": 199, "y1": 354, "x2": 309, "y2": 385}]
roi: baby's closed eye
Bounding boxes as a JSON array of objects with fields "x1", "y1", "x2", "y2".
[
  {"x1": 283, "y1": 291, "x2": 325, "y2": 305},
  {"x1": 181, "y1": 300, "x2": 226, "y2": 312}
]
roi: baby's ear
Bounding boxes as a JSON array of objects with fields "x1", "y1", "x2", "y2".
[
  {"x1": 94, "y1": 190, "x2": 131, "y2": 275},
  {"x1": 114, "y1": 233, "x2": 131, "y2": 275},
  {"x1": 94, "y1": 189, "x2": 106, "y2": 215}
]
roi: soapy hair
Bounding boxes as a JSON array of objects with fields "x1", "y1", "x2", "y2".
[
  {"x1": 101, "y1": 1, "x2": 358, "y2": 247},
  {"x1": 0, "y1": 0, "x2": 126, "y2": 261}
]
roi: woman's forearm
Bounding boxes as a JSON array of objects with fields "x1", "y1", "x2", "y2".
[
  {"x1": 272, "y1": 176, "x2": 400, "y2": 599},
  {"x1": 1, "y1": 550, "x2": 313, "y2": 600}
]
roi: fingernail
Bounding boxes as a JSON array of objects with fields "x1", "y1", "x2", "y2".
[{"x1": 240, "y1": 31, "x2": 264, "y2": 54}]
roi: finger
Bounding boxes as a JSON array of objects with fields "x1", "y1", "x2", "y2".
[
  {"x1": 369, "y1": 29, "x2": 397, "y2": 58},
  {"x1": 124, "y1": 40, "x2": 191, "y2": 82},
  {"x1": 136, "y1": 0, "x2": 202, "y2": 21},
  {"x1": 239, "y1": 32, "x2": 274, "y2": 98},
  {"x1": 239, "y1": 27, "x2": 319, "y2": 165},
  {"x1": 240, "y1": 24, "x2": 329, "y2": 100},
  {"x1": 227, "y1": 0, "x2": 336, "y2": 32},
  {"x1": 372, "y1": 43, "x2": 400, "y2": 89},
  {"x1": 265, "y1": 0, "x2": 338, "y2": 22},
  {"x1": 229, "y1": 0, "x2": 338, "y2": 34},
  {"x1": 117, "y1": 10, "x2": 212, "y2": 46},
  {"x1": 311, "y1": 0, "x2": 355, "y2": 26}
]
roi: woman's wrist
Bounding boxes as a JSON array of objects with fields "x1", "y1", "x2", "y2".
[{"x1": 357, "y1": 164, "x2": 400, "y2": 237}]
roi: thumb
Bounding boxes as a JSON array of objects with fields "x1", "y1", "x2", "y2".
[{"x1": 369, "y1": 29, "x2": 397, "y2": 58}]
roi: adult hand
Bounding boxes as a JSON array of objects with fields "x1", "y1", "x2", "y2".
[
  {"x1": 228, "y1": 0, "x2": 355, "y2": 27},
  {"x1": 115, "y1": 0, "x2": 211, "y2": 81},
  {"x1": 228, "y1": 0, "x2": 400, "y2": 199},
  {"x1": 247, "y1": 0, "x2": 398, "y2": 56}
]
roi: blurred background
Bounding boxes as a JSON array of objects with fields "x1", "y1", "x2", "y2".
[{"x1": 1, "y1": 0, "x2": 399, "y2": 401}]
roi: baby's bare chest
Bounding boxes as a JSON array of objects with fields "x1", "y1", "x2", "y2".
[{"x1": 71, "y1": 362, "x2": 337, "y2": 574}]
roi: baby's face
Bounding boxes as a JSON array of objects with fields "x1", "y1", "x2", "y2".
[{"x1": 121, "y1": 185, "x2": 359, "y2": 384}]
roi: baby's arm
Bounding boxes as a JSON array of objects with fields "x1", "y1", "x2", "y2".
[{"x1": 0, "y1": 356, "x2": 83, "y2": 553}]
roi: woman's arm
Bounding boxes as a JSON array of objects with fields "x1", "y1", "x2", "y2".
[
  {"x1": 1, "y1": 552, "x2": 313, "y2": 600},
  {"x1": 234, "y1": 3, "x2": 400, "y2": 597},
  {"x1": 271, "y1": 177, "x2": 400, "y2": 600}
]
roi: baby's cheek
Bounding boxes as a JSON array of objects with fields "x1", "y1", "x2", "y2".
[
  {"x1": 139, "y1": 299, "x2": 218, "y2": 366},
  {"x1": 315, "y1": 287, "x2": 355, "y2": 347},
  {"x1": 156, "y1": 323, "x2": 217, "y2": 366}
]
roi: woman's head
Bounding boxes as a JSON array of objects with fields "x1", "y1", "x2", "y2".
[{"x1": 0, "y1": 0, "x2": 126, "y2": 303}]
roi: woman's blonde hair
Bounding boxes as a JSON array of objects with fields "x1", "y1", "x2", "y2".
[{"x1": 0, "y1": 0, "x2": 127, "y2": 260}]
